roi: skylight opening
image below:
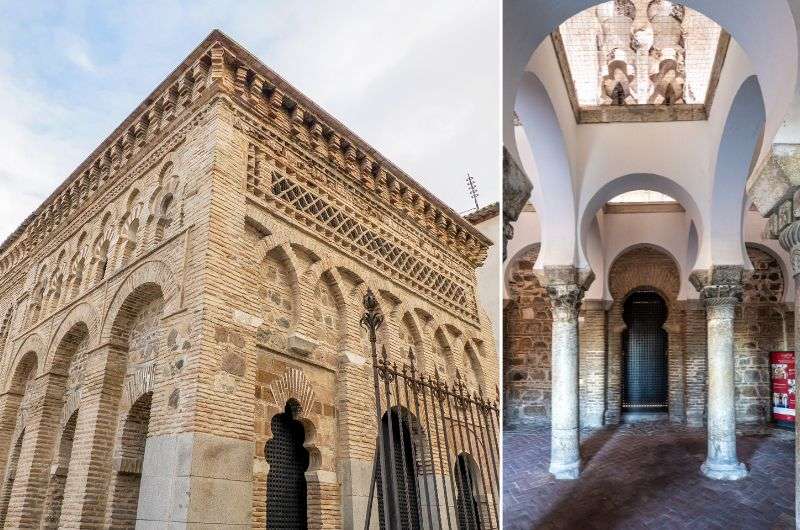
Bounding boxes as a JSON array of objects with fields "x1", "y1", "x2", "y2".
[
  {"x1": 553, "y1": 0, "x2": 728, "y2": 122},
  {"x1": 608, "y1": 190, "x2": 676, "y2": 203}
]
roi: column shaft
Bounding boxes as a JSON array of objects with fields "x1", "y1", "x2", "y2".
[
  {"x1": 546, "y1": 282, "x2": 586, "y2": 480},
  {"x1": 702, "y1": 300, "x2": 746, "y2": 479},
  {"x1": 691, "y1": 271, "x2": 748, "y2": 481}
]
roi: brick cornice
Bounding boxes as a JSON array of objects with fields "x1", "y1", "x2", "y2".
[{"x1": 0, "y1": 29, "x2": 490, "y2": 274}]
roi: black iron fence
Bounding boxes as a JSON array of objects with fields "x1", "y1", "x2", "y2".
[{"x1": 361, "y1": 289, "x2": 500, "y2": 530}]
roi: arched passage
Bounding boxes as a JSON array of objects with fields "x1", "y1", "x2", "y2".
[
  {"x1": 607, "y1": 245, "x2": 683, "y2": 424},
  {"x1": 0, "y1": 431, "x2": 24, "y2": 525},
  {"x1": 0, "y1": 350, "x2": 37, "y2": 526},
  {"x1": 108, "y1": 392, "x2": 152, "y2": 527},
  {"x1": 42, "y1": 411, "x2": 78, "y2": 529},
  {"x1": 454, "y1": 452, "x2": 483, "y2": 530},
  {"x1": 102, "y1": 281, "x2": 166, "y2": 527},
  {"x1": 266, "y1": 399, "x2": 310, "y2": 529}
]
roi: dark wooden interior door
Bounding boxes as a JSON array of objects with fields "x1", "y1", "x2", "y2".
[{"x1": 622, "y1": 291, "x2": 669, "y2": 412}]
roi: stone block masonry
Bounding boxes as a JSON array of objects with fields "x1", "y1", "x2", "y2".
[{"x1": 0, "y1": 30, "x2": 497, "y2": 528}]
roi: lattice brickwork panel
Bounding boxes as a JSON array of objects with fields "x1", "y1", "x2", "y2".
[{"x1": 247, "y1": 143, "x2": 476, "y2": 321}]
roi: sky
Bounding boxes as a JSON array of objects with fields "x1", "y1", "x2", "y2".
[{"x1": 0, "y1": 0, "x2": 499, "y2": 242}]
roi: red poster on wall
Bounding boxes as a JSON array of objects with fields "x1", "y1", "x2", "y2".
[{"x1": 770, "y1": 351, "x2": 796, "y2": 425}]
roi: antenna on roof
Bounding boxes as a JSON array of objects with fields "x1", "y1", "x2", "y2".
[{"x1": 466, "y1": 172, "x2": 480, "y2": 211}]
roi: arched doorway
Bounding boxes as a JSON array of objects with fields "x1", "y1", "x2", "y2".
[
  {"x1": 42, "y1": 411, "x2": 78, "y2": 528},
  {"x1": 266, "y1": 399, "x2": 309, "y2": 529},
  {"x1": 622, "y1": 292, "x2": 669, "y2": 418},
  {"x1": 377, "y1": 408, "x2": 421, "y2": 530},
  {"x1": 455, "y1": 452, "x2": 483, "y2": 530},
  {"x1": 108, "y1": 391, "x2": 152, "y2": 528},
  {"x1": 0, "y1": 431, "x2": 24, "y2": 524}
]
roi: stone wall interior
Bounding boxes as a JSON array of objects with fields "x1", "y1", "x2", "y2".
[{"x1": 504, "y1": 242, "x2": 793, "y2": 430}]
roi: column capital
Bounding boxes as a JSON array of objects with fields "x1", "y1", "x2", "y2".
[
  {"x1": 778, "y1": 220, "x2": 800, "y2": 277},
  {"x1": 689, "y1": 265, "x2": 743, "y2": 308},
  {"x1": 536, "y1": 266, "x2": 595, "y2": 322}
]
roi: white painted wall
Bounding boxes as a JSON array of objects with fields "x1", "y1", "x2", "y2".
[{"x1": 473, "y1": 212, "x2": 501, "y2": 339}]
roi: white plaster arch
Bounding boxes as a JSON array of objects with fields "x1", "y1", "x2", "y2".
[
  {"x1": 706, "y1": 75, "x2": 766, "y2": 269},
  {"x1": 514, "y1": 72, "x2": 577, "y2": 267},
  {"x1": 578, "y1": 173, "x2": 703, "y2": 273}
]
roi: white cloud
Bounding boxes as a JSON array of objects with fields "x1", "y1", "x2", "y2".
[{"x1": 62, "y1": 35, "x2": 98, "y2": 74}]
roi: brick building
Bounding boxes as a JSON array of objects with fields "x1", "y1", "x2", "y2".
[{"x1": 0, "y1": 31, "x2": 497, "y2": 528}]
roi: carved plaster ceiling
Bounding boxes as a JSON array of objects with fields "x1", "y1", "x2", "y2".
[{"x1": 554, "y1": 0, "x2": 728, "y2": 123}]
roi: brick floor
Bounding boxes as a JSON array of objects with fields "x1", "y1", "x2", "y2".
[{"x1": 503, "y1": 422, "x2": 795, "y2": 529}]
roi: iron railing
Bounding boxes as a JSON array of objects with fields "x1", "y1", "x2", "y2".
[{"x1": 361, "y1": 289, "x2": 500, "y2": 529}]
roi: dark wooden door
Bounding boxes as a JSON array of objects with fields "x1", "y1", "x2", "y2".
[{"x1": 622, "y1": 292, "x2": 669, "y2": 412}]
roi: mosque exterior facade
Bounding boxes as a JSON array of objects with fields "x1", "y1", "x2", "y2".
[{"x1": 0, "y1": 31, "x2": 498, "y2": 528}]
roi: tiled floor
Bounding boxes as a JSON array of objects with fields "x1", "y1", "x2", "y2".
[{"x1": 503, "y1": 422, "x2": 795, "y2": 529}]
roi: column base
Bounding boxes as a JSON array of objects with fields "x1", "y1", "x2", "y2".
[
  {"x1": 549, "y1": 460, "x2": 580, "y2": 480},
  {"x1": 700, "y1": 460, "x2": 748, "y2": 481}
]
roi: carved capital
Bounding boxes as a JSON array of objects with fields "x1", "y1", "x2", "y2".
[
  {"x1": 537, "y1": 266, "x2": 594, "y2": 323},
  {"x1": 689, "y1": 266, "x2": 743, "y2": 310},
  {"x1": 547, "y1": 284, "x2": 586, "y2": 322},
  {"x1": 778, "y1": 220, "x2": 800, "y2": 277}
]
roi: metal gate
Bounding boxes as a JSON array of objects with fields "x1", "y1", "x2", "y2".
[
  {"x1": 266, "y1": 401, "x2": 310, "y2": 529},
  {"x1": 622, "y1": 291, "x2": 668, "y2": 412},
  {"x1": 361, "y1": 289, "x2": 500, "y2": 530}
]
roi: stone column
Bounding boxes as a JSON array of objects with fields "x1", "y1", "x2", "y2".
[
  {"x1": 539, "y1": 267, "x2": 593, "y2": 480},
  {"x1": 691, "y1": 267, "x2": 748, "y2": 481}
]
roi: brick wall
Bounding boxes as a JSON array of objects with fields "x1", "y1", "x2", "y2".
[{"x1": 503, "y1": 245, "x2": 552, "y2": 427}]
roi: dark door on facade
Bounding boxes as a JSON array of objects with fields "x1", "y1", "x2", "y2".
[
  {"x1": 622, "y1": 291, "x2": 669, "y2": 412},
  {"x1": 266, "y1": 400, "x2": 310, "y2": 529},
  {"x1": 377, "y1": 409, "x2": 421, "y2": 530},
  {"x1": 455, "y1": 453, "x2": 483, "y2": 530}
]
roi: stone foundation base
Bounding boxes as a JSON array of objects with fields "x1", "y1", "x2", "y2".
[
  {"x1": 700, "y1": 460, "x2": 748, "y2": 481},
  {"x1": 549, "y1": 460, "x2": 580, "y2": 480}
]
